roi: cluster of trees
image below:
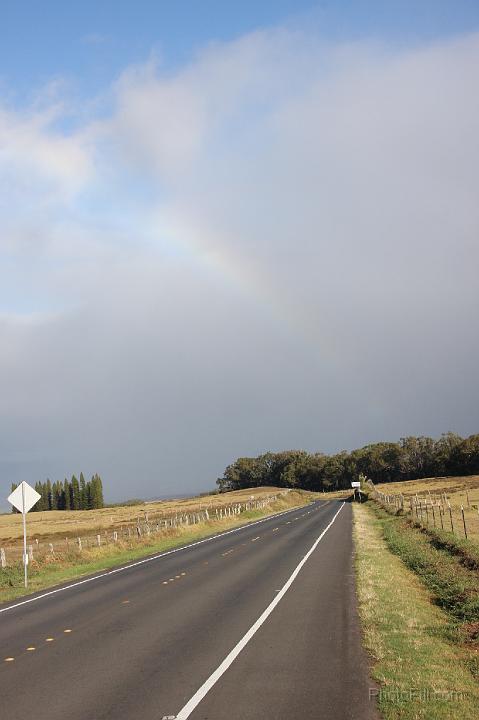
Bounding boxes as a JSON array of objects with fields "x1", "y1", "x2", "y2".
[
  {"x1": 10, "y1": 473, "x2": 104, "y2": 513},
  {"x1": 216, "y1": 433, "x2": 479, "y2": 493}
]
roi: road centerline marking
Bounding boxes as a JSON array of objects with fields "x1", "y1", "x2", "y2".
[
  {"x1": 175, "y1": 502, "x2": 345, "y2": 720},
  {"x1": 0, "y1": 502, "x2": 325, "y2": 616}
]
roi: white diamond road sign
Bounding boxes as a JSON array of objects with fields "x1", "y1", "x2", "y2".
[{"x1": 8, "y1": 481, "x2": 41, "y2": 514}]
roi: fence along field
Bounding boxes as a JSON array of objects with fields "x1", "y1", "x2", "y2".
[
  {"x1": 370, "y1": 474, "x2": 479, "y2": 542},
  {"x1": 0, "y1": 487, "x2": 291, "y2": 568}
]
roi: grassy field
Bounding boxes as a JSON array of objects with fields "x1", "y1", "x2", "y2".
[
  {"x1": 375, "y1": 475, "x2": 479, "y2": 542},
  {"x1": 376, "y1": 475, "x2": 479, "y2": 507},
  {"x1": 0, "y1": 489, "x2": 315, "y2": 603},
  {"x1": 353, "y1": 502, "x2": 479, "y2": 720},
  {"x1": 0, "y1": 486, "x2": 288, "y2": 544}
]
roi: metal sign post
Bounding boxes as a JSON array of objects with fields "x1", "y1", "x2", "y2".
[{"x1": 7, "y1": 481, "x2": 41, "y2": 588}]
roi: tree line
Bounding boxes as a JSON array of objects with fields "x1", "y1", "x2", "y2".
[
  {"x1": 216, "y1": 432, "x2": 479, "y2": 493},
  {"x1": 10, "y1": 473, "x2": 104, "y2": 512}
]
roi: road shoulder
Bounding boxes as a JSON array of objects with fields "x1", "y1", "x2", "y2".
[{"x1": 353, "y1": 503, "x2": 479, "y2": 720}]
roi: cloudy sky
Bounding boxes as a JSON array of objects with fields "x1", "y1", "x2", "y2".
[{"x1": 1, "y1": 1, "x2": 478, "y2": 504}]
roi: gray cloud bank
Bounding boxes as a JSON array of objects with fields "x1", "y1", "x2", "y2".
[{"x1": 1, "y1": 29, "x2": 478, "y2": 502}]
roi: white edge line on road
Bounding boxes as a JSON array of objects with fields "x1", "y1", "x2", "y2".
[
  {"x1": 0, "y1": 500, "x2": 332, "y2": 615},
  {"x1": 175, "y1": 502, "x2": 345, "y2": 720}
]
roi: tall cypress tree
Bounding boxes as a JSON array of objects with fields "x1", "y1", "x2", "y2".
[
  {"x1": 89, "y1": 475, "x2": 97, "y2": 509},
  {"x1": 64, "y1": 479, "x2": 71, "y2": 510},
  {"x1": 96, "y1": 474, "x2": 104, "y2": 508},
  {"x1": 86, "y1": 480, "x2": 93, "y2": 510},
  {"x1": 40, "y1": 481, "x2": 49, "y2": 511},
  {"x1": 71, "y1": 475, "x2": 80, "y2": 510},
  {"x1": 53, "y1": 481, "x2": 57, "y2": 510},
  {"x1": 46, "y1": 479, "x2": 53, "y2": 511},
  {"x1": 79, "y1": 473, "x2": 86, "y2": 510}
]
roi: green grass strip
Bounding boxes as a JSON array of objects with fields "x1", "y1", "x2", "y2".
[{"x1": 353, "y1": 503, "x2": 479, "y2": 720}]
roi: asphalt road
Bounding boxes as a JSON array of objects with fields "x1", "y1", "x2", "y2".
[{"x1": 0, "y1": 500, "x2": 377, "y2": 720}]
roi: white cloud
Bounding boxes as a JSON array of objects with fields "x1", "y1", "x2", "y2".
[{"x1": 0, "y1": 105, "x2": 92, "y2": 203}]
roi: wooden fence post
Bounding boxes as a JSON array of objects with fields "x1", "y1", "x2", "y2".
[
  {"x1": 461, "y1": 506, "x2": 468, "y2": 540},
  {"x1": 448, "y1": 505, "x2": 454, "y2": 534}
]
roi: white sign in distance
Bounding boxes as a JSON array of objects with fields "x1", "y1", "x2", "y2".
[
  {"x1": 8, "y1": 481, "x2": 41, "y2": 514},
  {"x1": 351, "y1": 481, "x2": 361, "y2": 488}
]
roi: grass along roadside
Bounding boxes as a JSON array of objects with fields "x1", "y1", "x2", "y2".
[
  {"x1": 368, "y1": 501, "x2": 479, "y2": 636},
  {"x1": 0, "y1": 490, "x2": 314, "y2": 604},
  {"x1": 353, "y1": 502, "x2": 479, "y2": 720},
  {"x1": 373, "y1": 475, "x2": 479, "y2": 543}
]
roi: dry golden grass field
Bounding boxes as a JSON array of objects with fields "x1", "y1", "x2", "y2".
[
  {"x1": 0, "y1": 486, "x2": 291, "y2": 545},
  {"x1": 375, "y1": 475, "x2": 479, "y2": 542},
  {"x1": 376, "y1": 474, "x2": 479, "y2": 507}
]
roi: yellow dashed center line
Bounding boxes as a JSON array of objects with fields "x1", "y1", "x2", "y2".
[
  {"x1": 221, "y1": 549, "x2": 235, "y2": 557},
  {"x1": 5, "y1": 629, "x2": 75, "y2": 664},
  {"x1": 121, "y1": 600, "x2": 130, "y2": 604}
]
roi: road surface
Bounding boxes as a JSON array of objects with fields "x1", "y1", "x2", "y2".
[{"x1": 0, "y1": 500, "x2": 377, "y2": 720}]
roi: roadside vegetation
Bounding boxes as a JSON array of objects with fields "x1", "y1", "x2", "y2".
[
  {"x1": 0, "y1": 489, "x2": 315, "y2": 604},
  {"x1": 0, "y1": 486, "x2": 287, "y2": 544},
  {"x1": 353, "y1": 500, "x2": 479, "y2": 719},
  {"x1": 374, "y1": 475, "x2": 479, "y2": 542}
]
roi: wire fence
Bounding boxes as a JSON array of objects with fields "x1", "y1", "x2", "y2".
[
  {"x1": 1, "y1": 493, "x2": 285, "y2": 568},
  {"x1": 367, "y1": 480, "x2": 479, "y2": 541}
]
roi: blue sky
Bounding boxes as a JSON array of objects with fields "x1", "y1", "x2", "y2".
[
  {"x1": 1, "y1": 1, "x2": 479, "y2": 503},
  {"x1": 2, "y1": 0, "x2": 479, "y2": 103}
]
